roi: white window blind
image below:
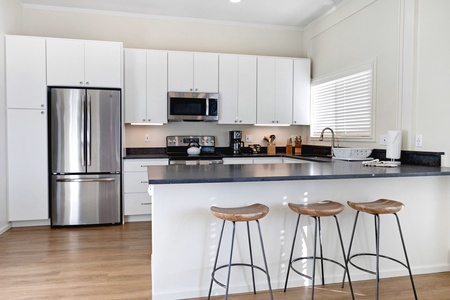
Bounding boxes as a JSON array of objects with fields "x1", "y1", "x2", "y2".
[{"x1": 311, "y1": 67, "x2": 373, "y2": 139}]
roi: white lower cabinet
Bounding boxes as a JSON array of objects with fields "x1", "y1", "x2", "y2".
[
  {"x1": 123, "y1": 159, "x2": 168, "y2": 221},
  {"x1": 7, "y1": 109, "x2": 48, "y2": 221}
]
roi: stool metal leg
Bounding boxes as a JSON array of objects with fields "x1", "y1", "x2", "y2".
[
  {"x1": 374, "y1": 214, "x2": 380, "y2": 300},
  {"x1": 394, "y1": 213, "x2": 418, "y2": 300},
  {"x1": 246, "y1": 221, "x2": 257, "y2": 294},
  {"x1": 334, "y1": 215, "x2": 354, "y2": 299},
  {"x1": 311, "y1": 216, "x2": 318, "y2": 299},
  {"x1": 256, "y1": 219, "x2": 274, "y2": 300},
  {"x1": 318, "y1": 217, "x2": 325, "y2": 286},
  {"x1": 284, "y1": 214, "x2": 302, "y2": 292},
  {"x1": 224, "y1": 221, "x2": 237, "y2": 300},
  {"x1": 209, "y1": 220, "x2": 226, "y2": 300},
  {"x1": 344, "y1": 210, "x2": 360, "y2": 285}
]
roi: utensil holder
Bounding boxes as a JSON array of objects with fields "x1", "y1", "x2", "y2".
[{"x1": 267, "y1": 143, "x2": 276, "y2": 155}]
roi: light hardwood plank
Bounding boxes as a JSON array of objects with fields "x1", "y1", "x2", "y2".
[{"x1": 1, "y1": 223, "x2": 449, "y2": 299}]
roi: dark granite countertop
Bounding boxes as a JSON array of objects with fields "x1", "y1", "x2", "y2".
[{"x1": 147, "y1": 160, "x2": 450, "y2": 185}]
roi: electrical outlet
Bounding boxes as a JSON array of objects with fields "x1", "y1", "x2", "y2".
[
  {"x1": 415, "y1": 134, "x2": 423, "y2": 147},
  {"x1": 245, "y1": 135, "x2": 253, "y2": 143},
  {"x1": 145, "y1": 133, "x2": 150, "y2": 142},
  {"x1": 380, "y1": 134, "x2": 387, "y2": 145}
]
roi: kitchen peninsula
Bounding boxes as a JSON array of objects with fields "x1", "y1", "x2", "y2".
[{"x1": 148, "y1": 159, "x2": 450, "y2": 300}]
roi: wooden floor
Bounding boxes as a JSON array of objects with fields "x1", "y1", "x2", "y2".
[{"x1": 0, "y1": 222, "x2": 449, "y2": 299}]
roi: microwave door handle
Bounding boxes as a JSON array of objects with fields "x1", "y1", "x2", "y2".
[
  {"x1": 206, "y1": 98, "x2": 209, "y2": 116},
  {"x1": 87, "y1": 93, "x2": 91, "y2": 166}
]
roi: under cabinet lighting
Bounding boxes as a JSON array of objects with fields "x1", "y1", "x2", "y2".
[
  {"x1": 254, "y1": 124, "x2": 291, "y2": 127},
  {"x1": 230, "y1": 0, "x2": 241, "y2": 3}
]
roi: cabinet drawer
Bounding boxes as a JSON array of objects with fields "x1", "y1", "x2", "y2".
[
  {"x1": 124, "y1": 193, "x2": 151, "y2": 215},
  {"x1": 124, "y1": 172, "x2": 148, "y2": 193},
  {"x1": 124, "y1": 159, "x2": 168, "y2": 172}
]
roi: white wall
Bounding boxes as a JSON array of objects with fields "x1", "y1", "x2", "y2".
[
  {"x1": 415, "y1": 0, "x2": 450, "y2": 166},
  {"x1": 0, "y1": 0, "x2": 23, "y2": 233},
  {"x1": 19, "y1": 7, "x2": 308, "y2": 148},
  {"x1": 305, "y1": 0, "x2": 450, "y2": 166}
]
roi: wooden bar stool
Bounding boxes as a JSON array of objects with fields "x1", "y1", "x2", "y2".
[
  {"x1": 346, "y1": 199, "x2": 418, "y2": 299},
  {"x1": 284, "y1": 200, "x2": 354, "y2": 299},
  {"x1": 208, "y1": 203, "x2": 273, "y2": 300}
]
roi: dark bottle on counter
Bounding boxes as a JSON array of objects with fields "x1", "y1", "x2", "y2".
[{"x1": 294, "y1": 136, "x2": 302, "y2": 155}]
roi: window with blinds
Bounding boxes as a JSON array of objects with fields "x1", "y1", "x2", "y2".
[{"x1": 310, "y1": 65, "x2": 373, "y2": 140}]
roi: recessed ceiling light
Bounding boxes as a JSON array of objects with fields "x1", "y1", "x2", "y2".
[{"x1": 230, "y1": 0, "x2": 241, "y2": 3}]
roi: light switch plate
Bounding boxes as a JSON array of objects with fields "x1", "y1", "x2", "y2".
[{"x1": 245, "y1": 135, "x2": 253, "y2": 143}]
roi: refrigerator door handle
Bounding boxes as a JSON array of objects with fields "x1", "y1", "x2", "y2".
[
  {"x1": 81, "y1": 95, "x2": 85, "y2": 167},
  {"x1": 87, "y1": 93, "x2": 91, "y2": 166},
  {"x1": 55, "y1": 178, "x2": 116, "y2": 183}
]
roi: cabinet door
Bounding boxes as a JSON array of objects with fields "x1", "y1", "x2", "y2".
[
  {"x1": 218, "y1": 54, "x2": 239, "y2": 124},
  {"x1": 146, "y1": 50, "x2": 168, "y2": 123},
  {"x1": 275, "y1": 58, "x2": 293, "y2": 124},
  {"x1": 47, "y1": 38, "x2": 85, "y2": 86},
  {"x1": 257, "y1": 57, "x2": 276, "y2": 124},
  {"x1": 292, "y1": 59, "x2": 311, "y2": 125},
  {"x1": 193, "y1": 53, "x2": 218, "y2": 92},
  {"x1": 7, "y1": 109, "x2": 48, "y2": 221},
  {"x1": 237, "y1": 56, "x2": 257, "y2": 124},
  {"x1": 6, "y1": 35, "x2": 47, "y2": 109},
  {"x1": 222, "y1": 158, "x2": 254, "y2": 165},
  {"x1": 253, "y1": 157, "x2": 284, "y2": 164},
  {"x1": 85, "y1": 40, "x2": 122, "y2": 88},
  {"x1": 168, "y1": 51, "x2": 194, "y2": 92},
  {"x1": 124, "y1": 49, "x2": 147, "y2": 123}
]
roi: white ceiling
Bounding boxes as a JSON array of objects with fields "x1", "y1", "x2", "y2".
[{"x1": 18, "y1": 0, "x2": 344, "y2": 29}]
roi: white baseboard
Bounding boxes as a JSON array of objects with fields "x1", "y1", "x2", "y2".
[
  {"x1": 0, "y1": 223, "x2": 12, "y2": 235},
  {"x1": 124, "y1": 214, "x2": 152, "y2": 223},
  {"x1": 11, "y1": 219, "x2": 50, "y2": 227}
]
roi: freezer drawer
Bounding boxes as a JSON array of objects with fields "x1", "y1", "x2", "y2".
[{"x1": 51, "y1": 174, "x2": 121, "y2": 226}]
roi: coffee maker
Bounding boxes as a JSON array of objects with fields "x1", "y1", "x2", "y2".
[{"x1": 229, "y1": 130, "x2": 244, "y2": 155}]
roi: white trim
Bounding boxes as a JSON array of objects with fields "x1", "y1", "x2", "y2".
[
  {"x1": 11, "y1": 219, "x2": 50, "y2": 227},
  {"x1": 0, "y1": 223, "x2": 12, "y2": 236},
  {"x1": 19, "y1": 3, "x2": 304, "y2": 32}
]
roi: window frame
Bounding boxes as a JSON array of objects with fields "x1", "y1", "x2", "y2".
[{"x1": 310, "y1": 61, "x2": 376, "y2": 142}]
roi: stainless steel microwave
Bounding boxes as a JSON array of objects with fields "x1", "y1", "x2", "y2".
[{"x1": 168, "y1": 92, "x2": 219, "y2": 122}]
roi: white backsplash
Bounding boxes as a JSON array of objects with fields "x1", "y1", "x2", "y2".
[{"x1": 124, "y1": 123, "x2": 309, "y2": 148}]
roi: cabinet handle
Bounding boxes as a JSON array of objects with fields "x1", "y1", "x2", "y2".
[
  {"x1": 140, "y1": 180, "x2": 148, "y2": 184},
  {"x1": 141, "y1": 202, "x2": 151, "y2": 205},
  {"x1": 41, "y1": 104, "x2": 44, "y2": 108},
  {"x1": 142, "y1": 119, "x2": 146, "y2": 122},
  {"x1": 148, "y1": 119, "x2": 151, "y2": 122},
  {"x1": 190, "y1": 88, "x2": 193, "y2": 91},
  {"x1": 80, "y1": 81, "x2": 83, "y2": 85},
  {"x1": 239, "y1": 120, "x2": 242, "y2": 123},
  {"x1": 85, "y1": 82, "x2": 90, "y2": 85},
  {"x1": 41, "y1": 111, "x2": 45, "y2": 114}
]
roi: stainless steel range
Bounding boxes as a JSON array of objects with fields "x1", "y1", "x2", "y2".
[{"x1": 166, "y1": 135, "x2": 223, "y2": 165}]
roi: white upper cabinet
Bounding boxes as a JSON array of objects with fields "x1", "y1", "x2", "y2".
[
  {"x1": 219, "y1": 54, "x2": 257, "y2": 124},
  {"x1": 124, "y1": 49, "x2": 168, "y2": 124},
  {"x1": 257, "y1": 57, "x2": 293, "y2": 125},
  {"x1": 47, "y1": 38, "x2": 122, "y2": 88},
  {"x1": 6, "y1": 35, "x2": 47, "y2": 109},
  {"x1": 292, "y1": 58, "x2": 311, "y2": 125},
  {"x1": 168, "y1": 51, "x2": 218, "y2": 92}
]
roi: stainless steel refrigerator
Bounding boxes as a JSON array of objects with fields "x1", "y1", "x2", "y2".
[{"x1": 49, "y1": 88, "x2": 121, "y2": 226}]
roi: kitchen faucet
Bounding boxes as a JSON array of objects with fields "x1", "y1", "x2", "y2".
[{"x1": 319, "y1": 127, "x2": 336, "y2": 156}]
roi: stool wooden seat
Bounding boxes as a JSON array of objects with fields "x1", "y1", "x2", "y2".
[
  {"x1": 346, "y1": 199, "x2": 417, "y2": 300},
  {"x1": 210, "y1": 203, "x2": 269, "y2": 222},
  {"x1": 208, "y1": 203, "x2": 273, "y2": 300},
  {"x1": 284, "y1": 200, "x2": 353, "y2": 299},
  {"x1": 347, "y1": 199, "x2": 404, "y2": 215},
  {"x1": 288, "y1": 200, "x2": 344, "y2": 217}
]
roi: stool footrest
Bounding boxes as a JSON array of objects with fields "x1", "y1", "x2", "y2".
[
  {"x1": 348, "y1": 253, "x2": 410, "y2": 276},
  {"x1": 290, "y1": 256, "x2": 347, "y2": 281},
  {"x1": 211, "y1": 263, "x2": 270, "y2": 289}
]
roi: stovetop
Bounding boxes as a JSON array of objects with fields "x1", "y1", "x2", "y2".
[{"x1": 166, "y1": 135, "x2": 221, "y2": 160}]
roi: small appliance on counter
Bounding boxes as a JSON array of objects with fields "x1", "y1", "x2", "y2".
[{"x1": 229, "y1": 130, "x2": 244, "y2": 155}]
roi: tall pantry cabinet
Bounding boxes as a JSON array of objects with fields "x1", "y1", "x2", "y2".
[{"x1": 6, "y1": 35, "x2": 48, "y2": 222}]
